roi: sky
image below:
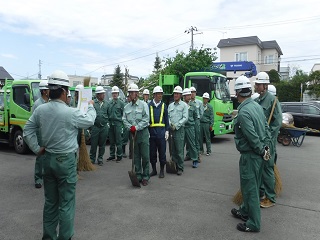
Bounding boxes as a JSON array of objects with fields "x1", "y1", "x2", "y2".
[{"x1": 1, "y1": 0, "x2": 320, "y2": 81}]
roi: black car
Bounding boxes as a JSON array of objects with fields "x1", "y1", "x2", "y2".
[{"x1": 280, "y1": 102, "x2": 320, "y2": 131}]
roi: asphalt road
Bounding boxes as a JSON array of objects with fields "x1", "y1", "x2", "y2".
[{"x1": 0, "y1": 133, "x2": 319, "y2": 240}]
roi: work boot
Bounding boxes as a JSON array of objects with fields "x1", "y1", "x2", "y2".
[
  {"x1": 122, "y1": 146, "x2": 127, "y2": 158},
  {"x1": 107, "y1": 156, "x2": 115, "y2": 161},
  {"x1": 159, "y1": 164, "x2": 165, "y2": 178},
  {"x1": 260, "y1": 198, "x2": 275, "y2": 208},
  {"x1": 150, "y1": 164, "x2": 157, "y2": 177}
]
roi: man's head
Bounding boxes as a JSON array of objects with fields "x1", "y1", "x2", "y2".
[
  {"x1": 152, "y1": 86, "x2": 163, "y2": 103},
  {"x1": 95, "y1": 86, "x2": 105, "y2": 101},
  {"x1": 268, "y1": 84, "x2": 277, "y2": 96},
  {"x1": 111, "y1": 86, "x2": 119, "y2": 100},
  {"x1": 74, "y1": 84, "x2": 84, "y2": 100},
  {"x1": 182, "y1": 88, "x2": 191, "y2": 102},
  {"x1": 254, "y1": 72, "x2": 270, "y2": 95},
  {"x1": 39, "y1": 80, "x2": 50, "y2": 98},
  {"x1": 67, "y1": 90, "x2": 71, "y2": 105},
  {"x1": 190, "y1": 86, "x2": 196, "y2": 100},
  {"x1": 234, "y1": 76, "x2": 252, "y2": 103},
  {"x1": 173, "y1": 86, "x2": 183, "y2": 102},
  {"x1": 128, "y1": 83, "x2": 139, "y2": 102},
  {"x1": 202, "y1": 92, "x2": 210, "y2": 104},
  {"x1": 47, "y1": 70, "x2": 70, "y2": 103},
  {"x1": 143, "y1": 89, "x2": 150, "y2": 102}
]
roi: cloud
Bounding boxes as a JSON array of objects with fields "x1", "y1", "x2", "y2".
[{"x1": 1, "y1": 53, "x2": 17, "y2": 59}]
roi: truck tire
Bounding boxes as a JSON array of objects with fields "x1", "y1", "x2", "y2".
[{"x1": 13, "y1": 130, "x2": 29, "y2": 154}]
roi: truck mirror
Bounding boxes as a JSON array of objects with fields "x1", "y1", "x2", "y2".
[{"x1": 24, "y1": 93, "x2": 30, "y2": 105}]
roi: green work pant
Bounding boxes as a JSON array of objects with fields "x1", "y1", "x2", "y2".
[
  {"x1": 185, "y1": 126, "x2": 198, "y2": 161},
  {"x1": 172, "y1": 127, "x2": 185, "y2": 171},
  {"x1": 109, "y1": 123, "x2": 123, "y2": 159},
  {"x1": 239, "y1": 153, "x2": 263, "y2": 232},
  {"x1": 42, "y1": 152, "x2": 77, "y2": 240},
  {"x1": 194, "y1": 119, "x2": 200, "y2": 155},
  {"x1": 260, "y1": 140, "x2": 276, "y2": 202},
  {"x1": 122, "y1": 128, "x2": 129, "y2": 147},
  {"x1": 200, "y1": 122, "x2": 211, "y2": 154},
  {"x1": 90, "y1": 125, "x2": 108, "y2": 163},
  {"x1": 34, "y1": 155, "x2": 45, "y2": 184},
  {"x1": 133, "y1": 128, "x2": 150, "y2": 181}
]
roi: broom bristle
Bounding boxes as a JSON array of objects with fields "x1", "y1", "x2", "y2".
[
  {"x1": 83, "y1": 77, "x2": 91, "y2": 87},
  {"x1": 274, "y1": 164, "x2": 282, "y2": 196},
  {"x1": 78, "y1": 131, "x2": 96, "y2": 171},
  {"x1": 232, "y1": 190, "x2": 243, "y2": 206}
]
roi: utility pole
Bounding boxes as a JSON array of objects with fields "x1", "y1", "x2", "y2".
[
  {"x1": 184, "y1": 26, "x2": 202, "y2": 51},
  {"x1": 38, "y1": 60, "x2": 42, "y2": 79}
]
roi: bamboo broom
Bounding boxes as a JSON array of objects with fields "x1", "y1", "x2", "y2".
[
  {"x1": 78, "y1": 129, "x2": 96, "y2": 171},
  {"x1": 232, "y1": 97, "x2": 282, "y2": 205}
]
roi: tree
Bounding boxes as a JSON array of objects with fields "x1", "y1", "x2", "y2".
[
  {"x1": 109, "y1": 65, "x2": 124, "y2": 89},
  {"x1": 161, "y1": 47, "x2": 218, "y2": 81},
  {"x1": 307, "y1": 70, "x2": 320, "y2": 98},
  {"x1": 275, "y1": 69, "x2": 309, "y2": 102},
  {"x1": 153, "y1": 54, "x2": 162, "y2": 73},
  {"x1": 268, "y1": 69, "x2": 280, "y2": 83}
]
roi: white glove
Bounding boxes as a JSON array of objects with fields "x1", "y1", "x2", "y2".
[
  {"x1": 262, "y1": 146, "x2": 271, "y2": 161},
  {"x1": 165, "y1": 131, "x2": 169, "y2": 141}
]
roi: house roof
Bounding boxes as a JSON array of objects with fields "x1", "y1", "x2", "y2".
[
  {"x1": 0, "y1": 66, "x2": 14, "y2": 80},
  {"x1": 217, "y1": 36, "x2": 283, "y2": 55}
]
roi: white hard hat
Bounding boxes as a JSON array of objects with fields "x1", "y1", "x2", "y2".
[
  {"x1": 128, "y1": 83, "x2": 139, "y2": 92},
  {"x1": 234, "y1": 76, "x2": 252, "y2": 91},
  {"x1": 95, "y1": 86, "x2": 105, "y2": 94},
  {"x1": 143, "y1": 89, "x2": 150, "y2": 95},
  {"x1": 67, "y1": 90, "x2": 71, "y2": 97},
  {"x1": 268, "y1": 84, "x2": 277, "y2": 95},
  {"x1": 48, "y1": 70, "x2": 70, "y2": 89},
  {"x1": 39, "y1": 80, "x2": 49, "y2": 90},
  {"x1": 255, "y1": 72, "x2": 270, "y2": 84},
  {"x1": 190, "y1": 86, "x2": 196, "y2": 92},
  {"x1": 173, "y1": 86, "x2": 183, "y2": 94},
  {"x1": 153, "y1": 86, "x2": 163, "y2": 94},
  {"x1": 202, "y1": 92, "x2": 210, "y2": 99},
  {"x1": 182, "y1": 88, "x2": 191, "y2": 96},
  {"x1": 75, "y1": 84, "x2": 84, "y2": 92},
  {"x1": 111, "y1": 86, "x2": 119, "y2": 93},
  {"x1": 251, "y1": 92, "x2": 260, "y2": 100}
]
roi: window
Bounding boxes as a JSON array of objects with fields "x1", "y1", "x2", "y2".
[
  {"x1": 13, "y1": 85, "x2": 30, "y2": 111},
  {"x1": 303, "y1": 105, "x2": 320, "y2": 115},
  {"x1": 286, "y1": 105, "x2": 301, "y2": 113},
  {"x1": 264, "y1": 55, "x2": 274, "y2": 64},
  {"x1": 235, "y1": 52, "x2": 247, "y2": 61}
]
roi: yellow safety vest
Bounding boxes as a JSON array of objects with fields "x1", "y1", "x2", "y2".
[{"x1": 150, "y1": 103, "x2": 165, "y2": 127}]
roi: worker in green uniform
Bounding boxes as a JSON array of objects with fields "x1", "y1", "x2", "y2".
[
  {"x1": 143, "y1": 89, "x2": 151, "y2": 104},
  {"x1": 23, "y1": 70, "x2": 96, "y2": 240},
  {"x1": 123, "y1": 83, "x2": 150, "y2": 186},
  {"x1": 122, "y1": 92, "x2": 131, "y2": 159},
  {"x1": 231, "y1": 76, "x2": 271, "y2": 233},
  {"x1": 32, "y1": 80, "x2": 50, "y2": 189},
  {"x1": 89, "y1": 86, "x2": 109, "y2": 166},
  {"x1": 183, "y1": 88, "x2": 199, "y2": 168},
  {"x1": 107, "y1": 86, "x2": 125, "y2": 162},
  {"x1": 200, "y1": 92, "x2": 213, "y2": 156},
  {"x1": 190, "y1": 86, "x2": 204, "y2": 162},
  {"x1": 254, "y1": 72, "x2": 282, "y2": 208},
  {"x1": 168, "y1": 86, "x2": 188, "y2": 175}
]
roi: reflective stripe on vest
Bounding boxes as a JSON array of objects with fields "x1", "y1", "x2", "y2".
[{"x1": 150, "y1": 103, "x2": 165, "y2": 127}]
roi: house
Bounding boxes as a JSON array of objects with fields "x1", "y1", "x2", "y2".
[
  {"x1": 0, "y1": 66, "x2": 14, "y2": 87},
  {"x1": 100, "y1": 74, "x2": 139, "y2": 86},
  {"x1": 217, "y1": 36, "x2": 283, "y2": 94},
  {"x1": 67, "y1": 75, "x2": 98, "y2": 87},
  {"x1": 311, "y1": 63, "x2": 320, "y2": 72}
]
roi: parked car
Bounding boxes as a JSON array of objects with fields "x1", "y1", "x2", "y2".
[{"x1": 280, "y1": 102, "x2": 320, "y2": 131}]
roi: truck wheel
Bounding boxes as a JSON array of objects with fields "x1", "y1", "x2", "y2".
[{"x1": 13, "y1": 130, "x2": 28, "y2": 154}]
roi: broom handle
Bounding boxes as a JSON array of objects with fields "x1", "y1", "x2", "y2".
[
  {"x1": 268, "y1": 97, "x2": 278, "y2": 125},
  {"x1": 131, "y1": 132, "x2": 136, "y2": 172}
]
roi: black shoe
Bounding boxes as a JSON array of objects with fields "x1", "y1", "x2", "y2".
[
  {"x1": 150, "y1": 170, "x2": 157, "y2": 177},
  {"x1": 231, "y1": 208, "x2": 248, "y2": 221},
  {"x1": 98, "y1": 161, "x2": 103, "y2": 166},
  {"x1": 107, "y1": 156, "x2": 115, "y2": 161},
  {"x1": 177, "y1": 169, "x2": 183, "y2": 176},
  {"x1": 35, "y1": 183, "x2": 42, "y2": 189},
  {"x1": 159, "y1": 169, "x2": 164, "y2": 178},
  {"x1": 236, "y1": 223, "x2": 259, "y2": 232},
  {"x1": 116, "y1": 158, "x2": 122, "y2": 163}
]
